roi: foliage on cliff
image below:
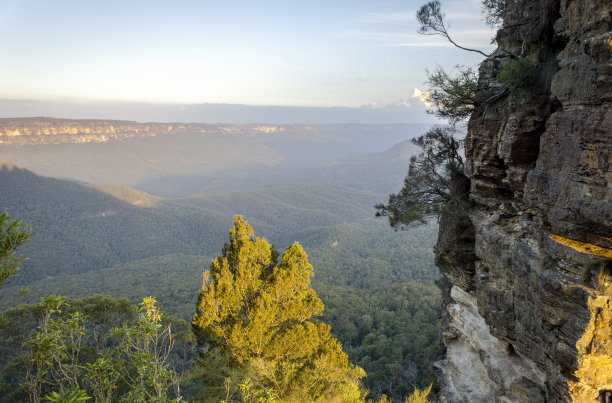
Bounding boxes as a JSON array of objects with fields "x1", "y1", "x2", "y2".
[{"x1": 376, "y1": 127, "x2": 466, "y2": 230}]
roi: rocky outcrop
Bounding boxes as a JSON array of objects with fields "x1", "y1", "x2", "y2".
[
  {"x1": 0, "y1": 118, "x2": 203, "y2": 145},
  {"x1": 436, "y1": 0, "x2": 611, "y2": 401},
  {"x1": 0, "y1": 117, "x2": 318, "y2": 146}
]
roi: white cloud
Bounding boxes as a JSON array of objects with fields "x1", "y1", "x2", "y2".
[
  {"x1": 411, "y1": 88, "x2": 432, "y2": 109},
  {"x1": 361, "y1": 99, "x2": 412, "y2": 109}
]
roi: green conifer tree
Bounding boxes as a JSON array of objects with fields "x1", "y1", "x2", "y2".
[
  {"x1": 0, "y1": 212, "x2": 33, "y2": 290},
  {"x1": 192, "y1": 216, "x2": 366, "y2": 402}
]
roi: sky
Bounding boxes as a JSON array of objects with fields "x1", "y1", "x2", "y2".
[{"x1": 0, "y1": 0, "x2": 496, "y2": 123}]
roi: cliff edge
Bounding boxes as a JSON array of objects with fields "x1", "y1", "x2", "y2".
[
  {"x1": 0, "y1": 117, "x2": 304, "y2": 146},
  {"x1": 435, "y1": 0, "x2": 611, "y2": 401}
]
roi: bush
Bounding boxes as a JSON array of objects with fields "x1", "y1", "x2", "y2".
[
  {"x1": 425, "y1": 66, "x2": 479, "y2": 123},
  {"x1": 496, "y1": 58, "x2": 540, "y2": 101},
  {"x1": 405, "y1": 384, "x2": 432, "y2": 403},
  {"x1": 375, "y1": 126, "x2": 466, "y2": 230}
]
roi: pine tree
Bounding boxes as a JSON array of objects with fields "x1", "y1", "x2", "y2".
[
  {"x1": 192, "y1": 216, "x2": 366, "y2": 402},
  {"x1": 375, "y1": 126, "x2": 467, "y2": 230},
  {"x1": 0, "y1": 212, "x2": 33, "y2": 290}
]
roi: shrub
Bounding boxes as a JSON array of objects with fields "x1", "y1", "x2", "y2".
[{"x1": 496, "y1": 58, "x2": 540, "y2": 101}]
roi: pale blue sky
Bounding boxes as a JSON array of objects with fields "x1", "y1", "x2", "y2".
[{"x1": 0, "y1": 0, "x2": 495, "y2": 122}]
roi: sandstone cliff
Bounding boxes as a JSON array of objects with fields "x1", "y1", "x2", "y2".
[
  {"x1": 0, "y1": 117, "x2": 306, "y2": 146},
  {"x1": 435, "y1": 0, "x2": 611, "y2": 401}
]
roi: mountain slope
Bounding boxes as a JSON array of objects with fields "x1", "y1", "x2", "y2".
[
  {"x1": 135, "y1": 138, "x2": 417, "y2": 196},
  {"x1": 1, "y1": 163, "x2": 435, "y2": 286},
  {"x1": 0, "y1": 162, "x2": 222, "y2": 281},
  {"x1": 0, "y1": 161, "x2": 441, "y2": 398}
]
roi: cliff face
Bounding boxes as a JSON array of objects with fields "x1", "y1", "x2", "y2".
[
  {"x1": 0, "y1": 117, "x2": 307, "y2": 145},
  {"x1": 0, "y1": 118, "x2": 201, "y2": 145},
  {"x1": 436, "y1": 0, "x2": 611, "y2": 401}
]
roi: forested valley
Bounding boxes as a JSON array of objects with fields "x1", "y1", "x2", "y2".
[{"x1": 0, "y1": 123, "x2": 442, "y2": 402}]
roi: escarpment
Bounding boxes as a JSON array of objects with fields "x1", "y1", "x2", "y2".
[
  {"x1": 435, "y1": 0, "x2": 611, "y2": 401},
  {"x1": 0, "y1": 117, "x2": 310, "y2": 146}
]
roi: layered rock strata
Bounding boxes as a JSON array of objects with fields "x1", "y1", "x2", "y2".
[
  {"x1": 436, "y1": 0, "x2": 611, "y2": 401},
  {"x1": 0, "y1": 117, "x2": 319, "y2": 146}
]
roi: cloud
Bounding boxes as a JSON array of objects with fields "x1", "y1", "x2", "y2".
[
  {"x1": 361, "y1": 99, "x2": 412, "y2": 109},
  {"x1": 411, "y1": 88, "x2": 432, "y2": 109}
]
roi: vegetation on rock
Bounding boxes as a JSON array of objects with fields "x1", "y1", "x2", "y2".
[
  {"x1": 376, "y1": 127, "x2": 466, "y2": 230},
  {"x1": 496, "y1": 57, "x2": 540, "y2": 101}
]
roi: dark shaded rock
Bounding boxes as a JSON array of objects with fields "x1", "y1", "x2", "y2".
[
  {"x1": 510, "y1": 377, "x2": 547, "y2": 402},
  {"x1": 435, "y1": 0, "x2": 612, "y2": 400},
  {"x1": 525, "y1": 108, "x2": 612, "y2": 240},
  {"x1": 435, "y1": 200, "x2": 476, "y2": 292}
]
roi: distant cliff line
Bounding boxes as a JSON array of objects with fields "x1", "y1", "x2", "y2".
[{"x1": 0, "y1": 117, "x2": 410, "y2": 146}]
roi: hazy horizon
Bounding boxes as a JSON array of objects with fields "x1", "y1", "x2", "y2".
[
  {"x1": 0, "y1": 0, "x2": 494, "y2": 120},
  {"x1": 0, "y1": 98, "x2": 441, "y2": 125}
]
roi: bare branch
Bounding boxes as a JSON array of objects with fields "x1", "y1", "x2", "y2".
[{"x1": 416, "y1": 1, "x2": 490, "y2": 58}]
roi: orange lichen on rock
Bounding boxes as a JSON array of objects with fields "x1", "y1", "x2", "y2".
[
  {"x1": 549, "y1": 234, "x2": 612, "y2": 258},
  {"x1": 569, "y1": 294, "x2": 612, "y2": 401}
]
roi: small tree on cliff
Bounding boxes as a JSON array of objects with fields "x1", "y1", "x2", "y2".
[
  {"x1": 417, "y1": 0, "x2": 518, "y2": 54},
  {"x1": 192, "y1": 216, "x2": 366, "y2": 402},
  {"x1": 424, "y1": 65, "x2": 480, "y2": 124},
  {"x1": 415, "y1": 1, "x2": 529, "y2": 125},
  {"x1": 376, "y1": 1, "x2": 490, "y2": 231},
  {"x1": 375, "y1": 126, "x2": 467, "y2": 230},
  {"x1": 416, "y1": 1, "x2": 490, "y2": 57}
]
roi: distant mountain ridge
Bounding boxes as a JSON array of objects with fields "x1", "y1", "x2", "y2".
[
  {"x1": 0, "y1": 117, "x2": 417, "y2": 146},
  {"x1": 0, "y1": 118, "x2": 427, "y2": 196}
]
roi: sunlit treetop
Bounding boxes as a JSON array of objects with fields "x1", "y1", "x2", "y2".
[{"x1": 192, "y1": 215, "x2": 366, "y2": 401}]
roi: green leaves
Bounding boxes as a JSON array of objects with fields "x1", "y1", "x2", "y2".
[
  {"x1": 21, "y1": 295, "x2": 180, "y2": 402},
  {"x1": 194, "y1": 217, "x2": 323, "y2": 362},
  {"x1": 22, "y1": 295, "x2": 87, "y2": 402},
  {"x1": 193, "y1": 216, "x2": 366, "y2": 401},
  {"x1": 496, "y1": 57, "x2": 541, "y2": 101},
  {"x1": 376, "y1": 126, "x2": 466, "y2": 230},
  {"x1": 43, "y1": 388, "x2": 91, "y2": 402},
  {"x1": 424, "y1": 66, "x2": 479, "y2": 123},
  {"x1": 0, "y1": 212, "x2": 33, "y2": 290}
]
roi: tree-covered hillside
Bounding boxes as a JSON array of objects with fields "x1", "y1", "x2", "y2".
[
  {"x1": 0, "y1": 163, "x2": 224, "y2": 281},
  {"x1": 0, "y1": 160, "x2": 442, "y2": 400},
  {"x1": 0, "y1": 165, "x2": 435, "y2": 283},
  {"x1": 135, "y1": 138, "x2": 419, "y2": 196}
]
